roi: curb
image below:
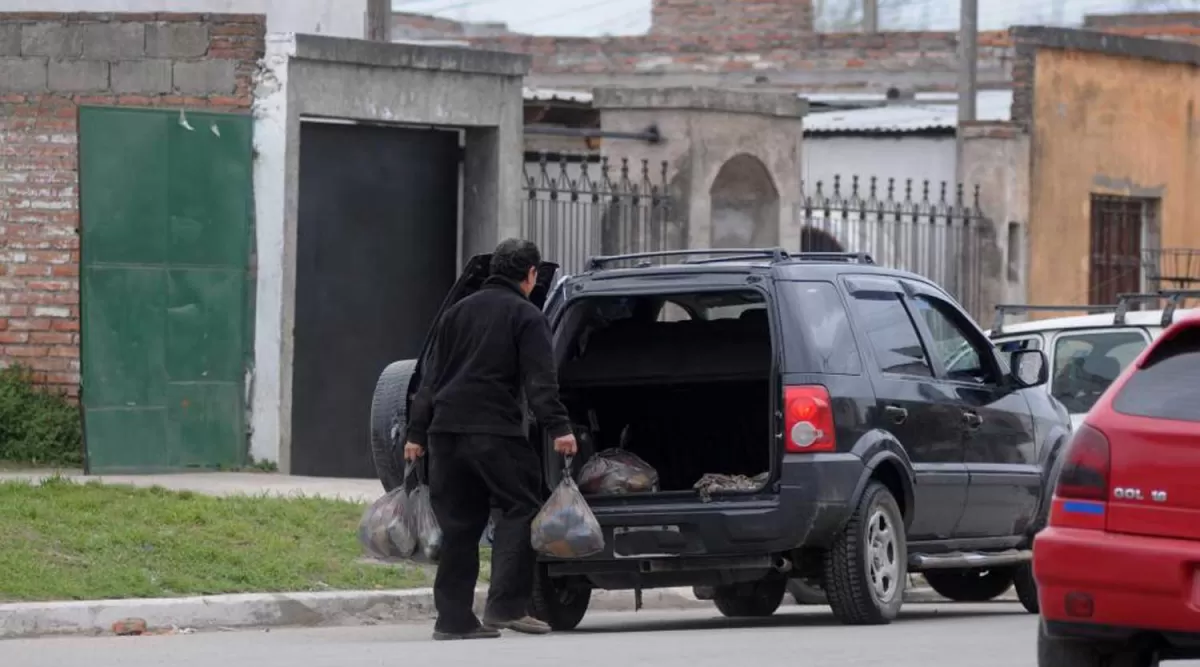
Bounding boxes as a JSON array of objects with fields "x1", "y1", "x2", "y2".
[{"x1": 0, "y1": 585, "x2": 1015, "y2": 640}]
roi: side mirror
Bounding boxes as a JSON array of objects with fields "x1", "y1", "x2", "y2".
[{"x1": 1010, "y1": 349, "x2": 1049, "y2": 388}]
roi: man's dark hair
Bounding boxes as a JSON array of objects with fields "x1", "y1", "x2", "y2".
[{"x1": 490, "y1": 238, "x2": 541, "y2": 281}]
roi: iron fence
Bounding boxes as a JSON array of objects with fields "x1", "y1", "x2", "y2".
[
  {"x1": 800, "y1": 175, "x2": 989, "y2": 316},
  {"x1": 521, "y1": 154, "x2": 680, "y2": 275}
]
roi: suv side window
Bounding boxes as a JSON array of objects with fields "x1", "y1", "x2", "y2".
[
  {"x1": 910, "y1": 295, "x2": 994, "y2": 384},
  {"x1": 779, "y1": 281, "x2": 861, "y2": 375},
  {"x1": 1052, "y1": 330, "x2": 1148, "y2": 414},
  {"x1": 849, "y1": 292, "x2": 933, "y2": 377}
]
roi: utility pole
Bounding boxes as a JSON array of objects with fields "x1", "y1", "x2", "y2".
[
  {"x1": 863, "y1": 0, "x2": 879, "y2": 32},
  {"x1": 955, "y1": 0, "x2": 978, "y2": 182},
  {"x1": 366, "y1": 0, "x2": 391, "y2": 41}
]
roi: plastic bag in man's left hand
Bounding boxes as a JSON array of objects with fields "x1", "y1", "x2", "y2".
[
  {"x1": 407, "y1": 482, "x2": 443, "y2": 563},
  {"x1": 358, "y1": 485, "x2": 418, "y2": 561},
  {"x1": 531, "y1": 458, "x2": 605, "y2": 559}
]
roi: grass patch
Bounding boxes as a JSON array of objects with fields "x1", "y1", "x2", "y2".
[{"x1": 0, "y1": 478, "x2": 468, "y2": 603}]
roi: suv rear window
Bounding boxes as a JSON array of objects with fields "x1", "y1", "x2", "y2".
[{"x1": 1112, "y1": 326, "x2": 1200, "y2": 423}]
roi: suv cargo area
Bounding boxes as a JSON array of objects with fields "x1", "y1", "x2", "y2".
[{"x1": 554, "y1": 289, "x2": 774, "y2": 497}]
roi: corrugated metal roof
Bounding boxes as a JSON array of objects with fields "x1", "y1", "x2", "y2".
[
  {"x1": 523, "y1": 87, "x2": 593, "y2": 103},
  {"x1": 803, "y1": 90, "x2": 1013, "y2": 134}
]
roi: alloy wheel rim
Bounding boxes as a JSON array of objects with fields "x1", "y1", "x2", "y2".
[{"x1": 866, "y1": 508, "x2": 900, "y2": 603}]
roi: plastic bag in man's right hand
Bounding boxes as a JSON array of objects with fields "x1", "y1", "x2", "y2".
[{"x1": 531, "y1": 463, "x2": 605, "y2": 559}]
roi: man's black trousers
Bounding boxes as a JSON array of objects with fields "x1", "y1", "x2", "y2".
[{"x1": 427, "y1": 433, "x2": 543, "y2": 633}]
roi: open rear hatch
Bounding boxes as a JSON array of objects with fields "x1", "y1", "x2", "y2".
[
  {"x1": 547, "y1": 285, "x2": 778, "y2": 504},
  {"x1": 1102, "y1": 323, "x2": 1200, "y2": 542}
]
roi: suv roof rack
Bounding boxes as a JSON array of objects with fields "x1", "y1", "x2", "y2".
[
  {"x1": 585, "y1": 249, "x2": 875, "y2": 271},
  {"x1": 585, "y1": 248, "x2": 791, "y2": 271},
  {"x1": 991, "y1": 289, "x2": 1200, "y2": 336},
  {"x1": 990, "y1": 304, "x2": 1119, "y2": 337}
]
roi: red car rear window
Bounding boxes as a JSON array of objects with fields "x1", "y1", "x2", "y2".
[{"x1": 1112, "y1": 325, "x2": 1200, "y2": 423}]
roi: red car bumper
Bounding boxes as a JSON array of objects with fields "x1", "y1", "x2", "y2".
[{"x1": 1035, "y1": 525, "x2": 1200, "y2": 650}]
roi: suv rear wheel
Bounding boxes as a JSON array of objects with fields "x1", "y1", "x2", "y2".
[
  {"x1": 924, "y1": 567, "x2": 1015, "y2": 602},
  {"x1": 824, "y1": 481, "x2": 907, "y2": 625},
  {"x1": 1038, "y1": 621, "x2": 1158, "y2": 667},
  {"x1": 713, "y1": 577, "x2": 787, "y2": 618}
]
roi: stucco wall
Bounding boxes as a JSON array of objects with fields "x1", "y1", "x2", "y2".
[
  {"x1": 961, "y1": 122, "x2": 1030, "y2": 317},
  {"x1": 3, "y1": 0, "x2": 367, "y2": 38},
  {"x1": 594, "y1": 87, "x2": 806, "y2": 252},
  {"x1": 1027, "y1": 47, "x2": 1200, "y2": 307},
  {"x1": 802, "y1": 136, "x2": 957, "y2": 193}
]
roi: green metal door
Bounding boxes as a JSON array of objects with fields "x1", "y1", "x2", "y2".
[{"x1": 78, "y1": 107, "x2": 253, "y2": 473}]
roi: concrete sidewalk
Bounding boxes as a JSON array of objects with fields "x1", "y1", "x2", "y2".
[{"x1": 0, "y1": 470, "x2": 382, "y2": 503}]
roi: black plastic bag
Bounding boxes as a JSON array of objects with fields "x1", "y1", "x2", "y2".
[
  {"x1": 578, "y1": 448, "x2": 659, "y2": 495},
  {"x1": 358, "y1": 463, "x2": 443, "y2": 563},
  {"x1": 531, "y1": 457, "x2": 605, "y2": 559}
]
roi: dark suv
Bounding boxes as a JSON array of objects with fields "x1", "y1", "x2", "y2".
[{"x1": 370, "y1": 249, "x2": 1072, "y2": 630}]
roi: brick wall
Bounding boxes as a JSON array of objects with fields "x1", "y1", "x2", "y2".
[
  {"x1": 391, "y1": 11, "x2": 510, "y2": 40},
  {"x1": 469, "y1": 30, "x2": 1014, "y2": 86},
  {"x1": 0, "y1": 12, "x2": 264, "y2": 395},
  {"x1": 650, "y1": 0, "x2": 814, "y2": 35}
]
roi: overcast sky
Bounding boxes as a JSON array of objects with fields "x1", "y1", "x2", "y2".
[{"x1": 391, "y1": 0, "x2": 1199, "y2": 36}]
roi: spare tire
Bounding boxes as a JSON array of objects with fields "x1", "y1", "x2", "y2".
[{"x1": 369, "y1": 359, "x2": 418, "y2": 492}]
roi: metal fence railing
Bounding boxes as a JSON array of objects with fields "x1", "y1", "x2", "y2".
[
  {"x1": 800, "y1": 175, "x2": 989, "y2": 317},
  {"x1": 521, "y1": 154, "x2": 680, "y2": 275}
]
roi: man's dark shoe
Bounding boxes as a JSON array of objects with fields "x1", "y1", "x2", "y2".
[
  {"x1": 432, "y1": 626, "x2": 502, "y2": 641},
  {"x1": 483, "y1": 615, "x2": 552, "y2": 635}
]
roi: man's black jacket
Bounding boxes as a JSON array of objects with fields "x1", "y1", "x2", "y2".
[{"x1": 406, "y1": 275, "x2": 572, "y2": 446}]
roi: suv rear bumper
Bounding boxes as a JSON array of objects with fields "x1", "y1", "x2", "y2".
[
  {"x1": 541, "y1": 453, "x2": 863, "y2": 584},
  {"x1": 1035, "y1": 526, "x2": 1200, "y2": 643}
]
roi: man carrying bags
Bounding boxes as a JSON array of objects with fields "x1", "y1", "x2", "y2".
[{"x1": 403, "y1": 238, "x2": 578, "y2": 641}]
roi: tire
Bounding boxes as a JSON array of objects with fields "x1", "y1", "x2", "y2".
[
  {"x1": 924, "y1": 567, "x2": 1015, "y2": 602},
  {"x1": 714, "y1": 577, "x2": 787, "y2": 618},
  {"x1": 369, "y1": 359, "x2": 418, "y2": 492},
  {"x1": 787, "y1": 578, "x2": 828, "y2": 605},
  {"x1": 1037, "y1": 619, "x2": 1158, "y2": 667},
  {"x1": 531, "y1": 567, "x2": 591, "y2": 631},
  {"x1": 824, "y1": 481, "x2": 907, "y2": 625},
  {"x1": 1014, "y1": 562, "x2": 1039, "y2": 614}
]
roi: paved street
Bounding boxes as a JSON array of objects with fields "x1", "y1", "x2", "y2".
[{"x1": 8, "y1": 603, "x2": 1197, "y2": 667}]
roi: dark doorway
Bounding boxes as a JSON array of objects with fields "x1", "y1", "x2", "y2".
[{"x1": 293, "y1": 121, "x2": 460, "y2": 478}]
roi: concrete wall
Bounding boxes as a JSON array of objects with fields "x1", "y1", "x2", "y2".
[
  {"x1": 251, "y1": 35, "x2": 530, "y2": 469},
  {"x1": 1, "y1": 0, "x2": 366, "y2": 38},
  {"x1": 1025, "y1": 43, "x2": 1200, "y2": 307},
  {"x1": 802, "y1": 135, "x2": 957, "y2": 193},
  {"x1": 594, "y1": 87, "x2": 806, "y2": 252},
  {"x1": 960, "y1": 122, "x2": 1030, "y2": 319},
  {"x1": 0, "y1": 11, "x2": 264, "y2": 395}
]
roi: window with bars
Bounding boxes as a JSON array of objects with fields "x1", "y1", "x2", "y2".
[{"x1": 1088, "y1": 195, "x2": 1156, "y2": 305}]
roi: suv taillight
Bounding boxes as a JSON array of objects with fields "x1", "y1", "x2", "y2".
[
  {"x1": 1055, "y1": 424, "x2": 1111, "y2": 501},
  {"x1": 784, "y1": 385, "x2": 836, "y2": 453}
]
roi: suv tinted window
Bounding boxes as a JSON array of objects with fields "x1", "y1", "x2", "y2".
[
  {"x1": 780, "y1": 281, "x2": 861, "y2": 375},
  {"x1": 1052, "y1": 331, "x2": 1147, "y2": 413},
  {"x1": 1113, "y1": 326, "x2": 1200, "y2": 423},
  {"x1": 850, "y1": 293, "x2": 932, "y2": 377}
]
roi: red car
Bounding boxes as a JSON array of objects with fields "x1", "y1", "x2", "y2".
[{"x1": 1034, "y1": 312, "x2": 1200, "y2": 666}]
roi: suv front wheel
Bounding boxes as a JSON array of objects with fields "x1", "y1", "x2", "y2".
[{"x1": 824, "y1": 481, "x2": 907, "y2": 625}]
